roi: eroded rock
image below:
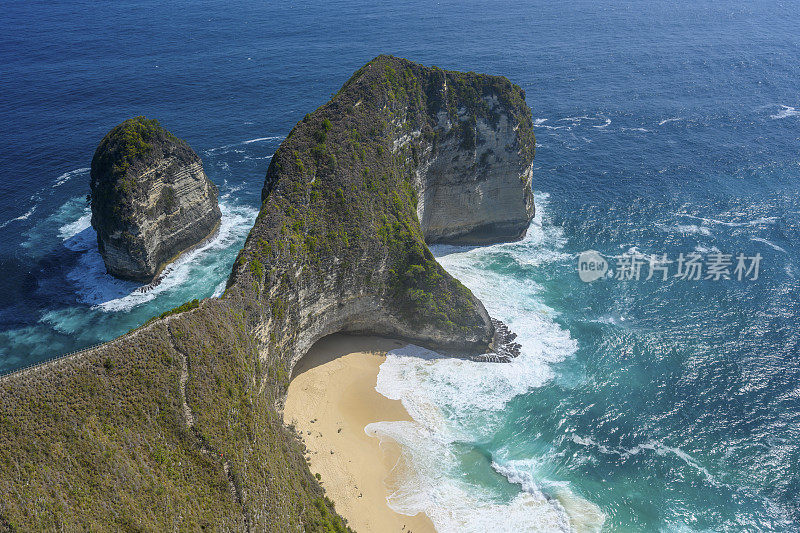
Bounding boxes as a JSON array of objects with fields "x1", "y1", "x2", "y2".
[{"x1": 90, "y1": 117, "x2": 221, "y2": 282}]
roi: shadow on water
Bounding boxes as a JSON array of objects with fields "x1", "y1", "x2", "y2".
[{"x1": 0, "y1": 226, "x2": 144, "y2": 366}]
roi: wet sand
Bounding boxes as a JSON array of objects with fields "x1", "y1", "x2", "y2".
[{"x1": 283, "y1": 334, "x2": 435, "y2": 533}]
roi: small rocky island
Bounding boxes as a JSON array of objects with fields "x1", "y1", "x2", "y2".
[
  {"x1": 0, "y1": 57, "x2": 535, "y2": 531},
  {"x1": 90, "y1": 117, "x2": 221, "y2": 282}
]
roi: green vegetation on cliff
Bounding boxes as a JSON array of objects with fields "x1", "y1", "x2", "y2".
[
  {"x1": 0, "y1": 303, "x2": 350, "y2": 532},
  {"x1": 89, "y1": 116, "x2": 222, "y2": 282},
  {"x1": 0, "y1": 56, "x2": 535, "y2": 531},
  {"x1": 89, "y1": 116, "x2": 197, "y2": 222},
  {"x1": 232, "y1": 55, "x2": 533, "y2": 344},
  {"x1": 91, "y1": 116, "x2": 187, "y2": 180}
]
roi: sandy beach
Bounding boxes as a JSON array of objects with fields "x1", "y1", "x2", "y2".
[{"x1": 283, "y1": 334, "x2": 435, "y2": 533}]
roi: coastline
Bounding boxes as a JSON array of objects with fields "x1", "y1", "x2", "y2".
[{"x1": 283, "y1": 334, "x2": 436, "y2": 533}]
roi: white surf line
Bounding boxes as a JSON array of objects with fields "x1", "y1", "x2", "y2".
[
  {"x1": 770, "y1": 105, "x2": 799, "y2": 119},
  {"x1": 679, "y1": 213, "x2": 778, "y2": 227},
  {"x1": 204, "y1": 135, "x2": 284, "y2": 154},
  {"x1": 570, "y1": 434, "x2": 720, "y2": 487},
  {"x1": 593, "y1": 117, "x2": 611, "y2": 129},
  {"x1": 750, "y1": 237, "x2": 787, "y2": 253},
  {"x1": 0, "y1": 205, "x2": 37, "y2": 229},
  {"x1": 54, "y1": 167, "x2": 90, "y2": 187},
  {"x1": 241, "y1": 136, "x2": 281, "y2": 144}
]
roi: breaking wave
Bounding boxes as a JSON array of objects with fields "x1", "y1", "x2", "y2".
[
  {"x1": 367, "y1": 193, "x2": 604, "y2": 531},
  {"x1": 770, "y1": 105, "x2": 799, "y2": 119}
]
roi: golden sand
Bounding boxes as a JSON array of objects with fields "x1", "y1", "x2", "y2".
[{"x1": 283, "y1": 335, "x2": 435, "y2": 533}]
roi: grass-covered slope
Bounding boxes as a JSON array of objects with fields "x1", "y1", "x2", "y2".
[
  {"x1": 0, "y1": 300, "x2": 349, "y2": 531},
  {"x1": 0, "y1": 56, "x2": 535, "y2": 531}
]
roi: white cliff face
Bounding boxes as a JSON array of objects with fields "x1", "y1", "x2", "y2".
[
  {"x1": 408, "y1": 94, "x2": 535, "y2": 244},
  {"x1": 91, "y1": 127, "x2": 221, "y2": 282}
]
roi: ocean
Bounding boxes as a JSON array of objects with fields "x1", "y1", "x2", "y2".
[{"x1": 1, "y1": 0, "x2": 798, "y2": 530}]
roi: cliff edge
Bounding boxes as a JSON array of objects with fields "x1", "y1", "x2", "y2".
[
  {"x1": 0, "y1": 57, "x2": 535, "y2": 531},
  {"x1": 90, "y1": 117, "x2": 221, "y2": 282},
  {"x1": 228, "y1": 55, "x2": 535, "y2": 366}
]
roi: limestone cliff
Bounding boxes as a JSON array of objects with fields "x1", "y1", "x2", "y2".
[
  {"x1": 408, "y1": 73, "x2": 535, "y2": 244},
  {"x1": 229, "y1": 56, "x2": 535, "y2": 366},
  {"x1": 0, "y1": 57, "x2": 535, "y2": 531},
  {"x1": 90, "y1": 117, "x2": 221, "y2": 282}
]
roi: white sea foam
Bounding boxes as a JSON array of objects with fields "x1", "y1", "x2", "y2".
[
  {"x1": 534, "y1": 118, "x2": 549, "y2": 126},
  {"x1": 58, "y1": 210, "x2": 91, "y2": 242},
  {"x1": 492, "y1": 460, "x2": 606, "y2": 532},
  {"x1": 62, "y1": 201, "x2": 256, "y2": 312},
  {"x1": 656, "y1": 222, "x2": 712, "y2": 236},
  {"x1": 41, "y1": 307, "x2": 101, "y2": 338},
  {"x1": 20, "y1": 196, "x2": 84, "y2": 249},
  {"x1": 694, "y1": 245, "x2": 721, "y2": 255},
  {"x1": 366, "y1": 419, "x2": 577, "y2": 533},
  {"x1": 491, "y1": 461, "x2": 548, "y2": 496},
  {"x1": 369, "y1": 192, "x2": 600, "y2": 531},
  {"x1": 680, "y1": 214, "x2": 777, "y2": 227},
  {"x1": 219, "y1": 181, "x2": 246, "y2": 201},
  {"x1": 53, "y1": 167, "x2": 90, "y2": 187},
  {"x1": 658, "y1": 117, "x2": 682, "y2": 126},
  {"x1": 536, "y1": 124, "x2": 570, "y2": 130},
  {"x1": 0, "y1": 205, "x2": 37, "y2": 229},
  {"x1": 212, "y1": 279, "x2": 227, "y2": 298},
  {"x1": 570, "y1": 434, "x2": 719, "y2": 487},
  {"x1": 593, "y1": 118, "x2": 611, "y2": 129},
  {"x1": 204, "y1": 135, "x2": 283, "y2": 154},
  {"x1": 750, "y1": 237, "x2": 787, "y2": 253},
  {"x1": 770, "y1": 105, "x2": 799, "y2": 119},
  {"x1": 675, "y1": 224, "x2": 712, "y2": 236},
  {"x1": 241, "y1": 153, "x2": 274, "y2": 162},
  {"x1": 553, "y1": 115, "x2": 612, "y2": 131},
  {"x1": 241, "y1": 136, "x2": 280, "y2": 144}
]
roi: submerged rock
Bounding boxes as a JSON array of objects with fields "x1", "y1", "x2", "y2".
[{"x1": 89, "y1": 117, "x2": 221, "y2": 282}]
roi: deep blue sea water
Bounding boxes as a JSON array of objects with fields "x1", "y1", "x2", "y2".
[{"x1": 1, "y1": 1, "x2": 799, "y2": 530}]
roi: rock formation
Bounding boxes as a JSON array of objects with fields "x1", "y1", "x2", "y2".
[
  {"x1": 410, "y1": 79, "x2": 535, "y2": 244},
  {"x1": 235, "y1": 55, "x2": 536, "y2": 364},
  {"x1": 90, "y1": 117, "x2": 221, "y2": 282},
  {"x1": 0, "y1": 57, "x2": 535, "y2": 530}
]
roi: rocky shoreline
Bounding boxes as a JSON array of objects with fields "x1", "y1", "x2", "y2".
[{"x1": 0, "y1": 56, "x2": 535, "y2": 531}]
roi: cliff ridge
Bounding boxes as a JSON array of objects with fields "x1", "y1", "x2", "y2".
[{"x1": 0, "y1": 57, "x2": 535, "y2": 531}]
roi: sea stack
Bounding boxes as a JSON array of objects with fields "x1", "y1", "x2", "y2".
[
  {"x1": 239, "y1": 55, "x2": 537, "y2": 358},
  {"x1": 0, "y1": 58, "x2": 537, "y2": 529},
  {"x1": 89, "y1": 117, "x2": 221, "y2": 282}
]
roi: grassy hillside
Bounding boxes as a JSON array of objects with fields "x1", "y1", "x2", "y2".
[
  {"x1": 0, "y1": 55, "x2": 534, "y2": 531},
  {"x1": 0, "y1": 300, "x2": 349, "y2": 531}
]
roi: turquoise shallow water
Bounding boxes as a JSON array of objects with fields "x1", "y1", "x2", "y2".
[
  {"x1": 374, "y1": 188, "x2": 799, "y2": 531},
  {"x1": 1, "y1": 0, "x2": 799, "y2": 530}
]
